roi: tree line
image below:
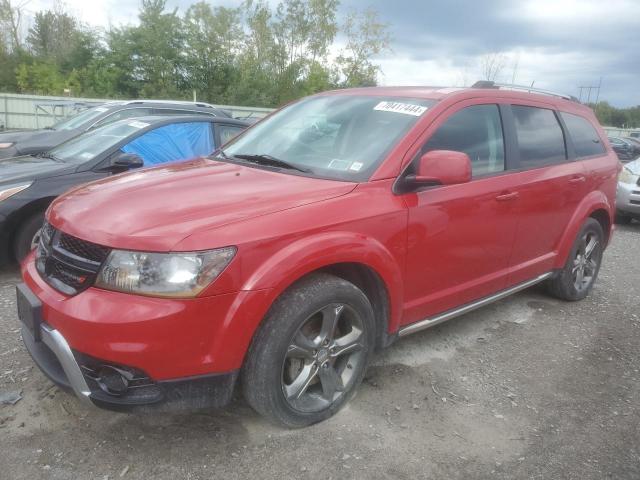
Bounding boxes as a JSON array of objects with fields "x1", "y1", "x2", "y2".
[
  {"x1": 589, "y1": 102, "x2": 640, "y2": 130},
  {"x1": 0, "y1": 0, "x2": 390, "y2": 107}
]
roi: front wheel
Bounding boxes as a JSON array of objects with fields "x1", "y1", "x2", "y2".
[
  {"x1": 242, "y1": 273, "x2": 376, "y2": 427},
  {"x1": 547, "y1": 218, "x2": 604, "y2": 301},
  {"x1": 13, "y1": 211, "x2": 45, "y2": 263}
]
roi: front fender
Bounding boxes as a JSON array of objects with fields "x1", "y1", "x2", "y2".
[
  {"x1": 241, "y1": 231, "x2": 405, "y2": 334},
  {"x1": 553, "y1": 190, "x2": 613, "y2": 269}
]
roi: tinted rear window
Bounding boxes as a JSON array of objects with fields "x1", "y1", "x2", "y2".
[
  {"x1": 513, "y1": 106, "x2": 566, "y2": 166},
  {"x1": 560, "y1": 112, "x2": 605, "y2": 158}
]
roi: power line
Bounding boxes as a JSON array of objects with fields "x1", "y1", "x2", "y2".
[{"x1": 578, "y1": 78, "x2": 602, "y2": 105}]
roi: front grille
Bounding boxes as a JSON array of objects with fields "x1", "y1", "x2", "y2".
[
  {"x1": 58, "y1": 232, "x2": 109, "y2": 263},
  {"x1": 36, "y1": 222, "x2": 110, "y2": 296}
]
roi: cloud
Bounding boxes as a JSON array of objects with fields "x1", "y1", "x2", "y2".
[
  {"x1": 23, "y1": 0, "x2": 640, "y2": 107},
  {"x1": 339, "y1": 0, "x2": 640, "y2": 106}
]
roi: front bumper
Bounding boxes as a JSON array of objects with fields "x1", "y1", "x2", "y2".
[
  {"x1": 22, "y1": 321, "x2": 238, "y2": 411},
  {"x1": 616, "y1": 180, "x2": 640, "y2": 216},
  {"x1": 19, "y1": 253, "x2": 273, "y2": 411}
]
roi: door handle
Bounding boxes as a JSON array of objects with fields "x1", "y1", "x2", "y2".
[
  {"x1": 568, "y1": 175, "x2": 586, "y2": 184},
  {"x1": 495, "y1": 191, "x2": 519, "y2": 202}
]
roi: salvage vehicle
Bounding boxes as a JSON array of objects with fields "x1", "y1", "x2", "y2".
[
  {"x1": 615, "y1": 158, "x2": 640, "y2": 224},
  {"x1": 0, "y1": 115, "x2": 247, "y2": 264},
  {"x1": 16, "y1": 83, "x2": 618, "y2": 427},
  {"x1": 0, "y1": 100, "x2": 231, "y2": 160}
]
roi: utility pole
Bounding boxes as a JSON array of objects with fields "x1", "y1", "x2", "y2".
[{"x1": 578, "y1": 79, "x2": 602, "y2": 105}]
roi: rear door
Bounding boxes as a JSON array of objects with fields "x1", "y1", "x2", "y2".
[
  {"x1": 401, "y1": 101, "x2": 521, "y2": 324},
  {"x1": 505, "y1": 103, "x2": 588, "y2": 285}
]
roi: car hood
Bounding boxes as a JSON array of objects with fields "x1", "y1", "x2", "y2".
[
  {"x1": 49, "y1": 158, "x2": 357, "y2": 251},
  {"x1": 623, "y1": 158, "x2": 640, "y2": 175},
  {"x1": 0, "y1": 155, "x2": 74, "y2": 185},
  {"x1": 0, "y1": 128, "x2": 78, "y2": 154}
]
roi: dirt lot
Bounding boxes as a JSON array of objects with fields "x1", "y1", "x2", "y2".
[{"x1": 1, "y1": 225, "x2": 639, "y2": 480}]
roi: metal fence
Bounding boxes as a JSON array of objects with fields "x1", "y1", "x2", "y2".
[
  {"x1": 0, "y1": 93, "x2": 274, "y2": 130},
  {"x1": 603, "y1": 126, "x2": 640, "y2": 138}
]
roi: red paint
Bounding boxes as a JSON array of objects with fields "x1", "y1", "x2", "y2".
[{"x1": 25, "y1": 87, "x2": 618, "y2": 380}]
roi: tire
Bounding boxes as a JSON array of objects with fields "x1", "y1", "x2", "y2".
[
  {"x1": 547, "y1": 218, "x2": 604, "y2": 301},
  {"x1": 13, "y1": 211, "x2": 45, "y2": 263},
  {"x1": 242, "y1": 273, "x2": 376, "y2": 428},
  {"x1": 615, "y1": 213, "x2": 632, "y2": 225}
]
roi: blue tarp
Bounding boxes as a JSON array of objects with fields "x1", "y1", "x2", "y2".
[{"x1": 122, "y1": 122, "x2": 215, "y2": 166}]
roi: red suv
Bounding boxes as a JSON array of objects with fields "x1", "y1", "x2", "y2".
[{"x1": 16, "y1": 84, "x2": 618, "y2": 427}]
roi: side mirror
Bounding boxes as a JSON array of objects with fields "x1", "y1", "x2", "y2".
[
  {"x1": 411, "y1": 150, "x2": 472, "y2": 187},
  {"x1": 109, "y1": 152, "x2": 144, "y2": 171}
]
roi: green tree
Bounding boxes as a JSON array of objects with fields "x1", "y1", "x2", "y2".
[
  {"x1": 336, "y1": 8, "x2": 391, "y2": 87},
  {"x1": 183, "y1": 2, "x2": 243, "y2": 103}
]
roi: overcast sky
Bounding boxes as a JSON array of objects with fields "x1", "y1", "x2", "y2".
[{"x1": 25, "y1": 0, "x2": 640, "y2": 107}]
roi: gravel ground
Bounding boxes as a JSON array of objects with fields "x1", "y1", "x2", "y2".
[{"x1": 1, "y1": 224, "x2": 639, "y2": 480}]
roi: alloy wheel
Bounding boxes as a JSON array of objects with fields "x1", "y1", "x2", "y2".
[
  {"x1": 30, "y1": 228, "x2": 42, "y2": 251},
  {"x1": 572, "y1": 231, "x2": 601, "y2": 292},
  {"x1": 281, "y1": 303, "x2": 365, "y2": 413}
]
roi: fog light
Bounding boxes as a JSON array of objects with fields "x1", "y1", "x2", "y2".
[{"x1": 96, "y1": 366, "x2": 131, "y2": 396}]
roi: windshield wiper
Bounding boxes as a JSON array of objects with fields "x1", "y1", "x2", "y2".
[
  {"x1": 232, "y1": 154, "x2": 311, "y2": 173},
  {"x1": 35, "y1": 152, "x2": 63, "y2": 162}
]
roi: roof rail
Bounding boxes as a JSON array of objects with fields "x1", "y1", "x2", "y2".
[{"x1": 471, "y1": 80, "x2": 579, "y2": 102}]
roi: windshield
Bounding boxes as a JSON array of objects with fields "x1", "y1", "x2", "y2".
[
  {"x1": 51, "y1": 105, "x2": 111, "y2": 131},
  {"x1": 223, "y1": 95, "x2": 436, "y2": 181},
  {"x1": 48, "y1": 119, "x2": 150, "y2": 163}
]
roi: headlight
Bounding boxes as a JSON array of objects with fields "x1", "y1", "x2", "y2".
[
  {"x1": 0, "y1": 182, "x2": 32, "y2": 202},
  {"x1": 95, "y1": 247, "x2": 236, "y2": 298},
  {"x1": 618, "y1": 167, "x2": 637, "y2": 184},
  {"x1": 0, "y1": 142, "x2": 14, "y2": 149}
]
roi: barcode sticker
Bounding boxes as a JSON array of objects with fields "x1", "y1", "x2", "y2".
[{"x1": 374, "y1": 101, "x2": 428, "y2": 116}]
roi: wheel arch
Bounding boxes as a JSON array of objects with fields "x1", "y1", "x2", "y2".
[
  {"x1": 2, "y1": 196, "x2": 54, "y2": 262},
  {"x1": 554, "y1": 191, "x2": 613, "y2": 269},
  {"x1": 236, "y1": 232, "x2": 404, "y2": 355}
]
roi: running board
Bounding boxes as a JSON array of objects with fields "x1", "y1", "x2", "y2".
[{"x1": 397, "y1": 272, "x2": 554, "y2": 337}]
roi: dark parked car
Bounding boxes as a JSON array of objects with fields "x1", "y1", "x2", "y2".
[
  {"x1": 608, "y1": 136, "x2": 636, "y2": 161},
  {"x1": 623, "y1": 136, "x2": 640, "y2": 155},
  {"x1": 0, "y1": 115, "x2": 247, "y2": 264},
  {"x1": 0, "y1": 100, "x2": 231, "y2": 160}
]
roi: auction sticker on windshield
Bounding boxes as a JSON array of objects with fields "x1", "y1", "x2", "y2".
[
  {"x1": 374, "y1": 101, "x2": 428, "y2": 116},
  {"x1": 128, "y1": 121, "x2": 150, "y2": 129}
]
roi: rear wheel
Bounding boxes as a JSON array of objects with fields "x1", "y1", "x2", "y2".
[
  {"x1": 547, "y1": 218, "x2": 604, "y2": 301},
  {"x1": 13, "y1": 211, "x2": 45, "y2": 263},
  {"x1": 242, "y1": 273, "x2": 375, "y2": 427}
]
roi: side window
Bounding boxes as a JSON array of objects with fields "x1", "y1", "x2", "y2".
[
  {"x1": 217, "y1": 124, "x2": 245, "y2": 145},
  {"x1": 94, "y1": 108, "x2": 153, "y2": 128},
  {"x1": 512, "y1": 106, "x2": 566, "y2": 166},
  {"x1": 560, "y1": 112, "x2": 605, "y2": 158},
  {"x1": 422, "y1": 104, "x2": 505, "y2": 176},
  {"x1": 121, "y1": 122, "x2": 214, "y2": 166}
]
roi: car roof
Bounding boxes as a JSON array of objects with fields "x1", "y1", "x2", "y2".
[
  {"x1": 109, "y1": 115, "x2": 250, "y2": 128},
  {"x1": 96, "y1": 100, "x2": 231, "y2": 117},
  {"x1": 318, "y1": 85, "x2": 593, "y2": 115}
]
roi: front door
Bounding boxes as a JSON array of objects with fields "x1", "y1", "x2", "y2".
[{"x1": 401, "y1": 102, "x2": 520, "y2": 325}]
